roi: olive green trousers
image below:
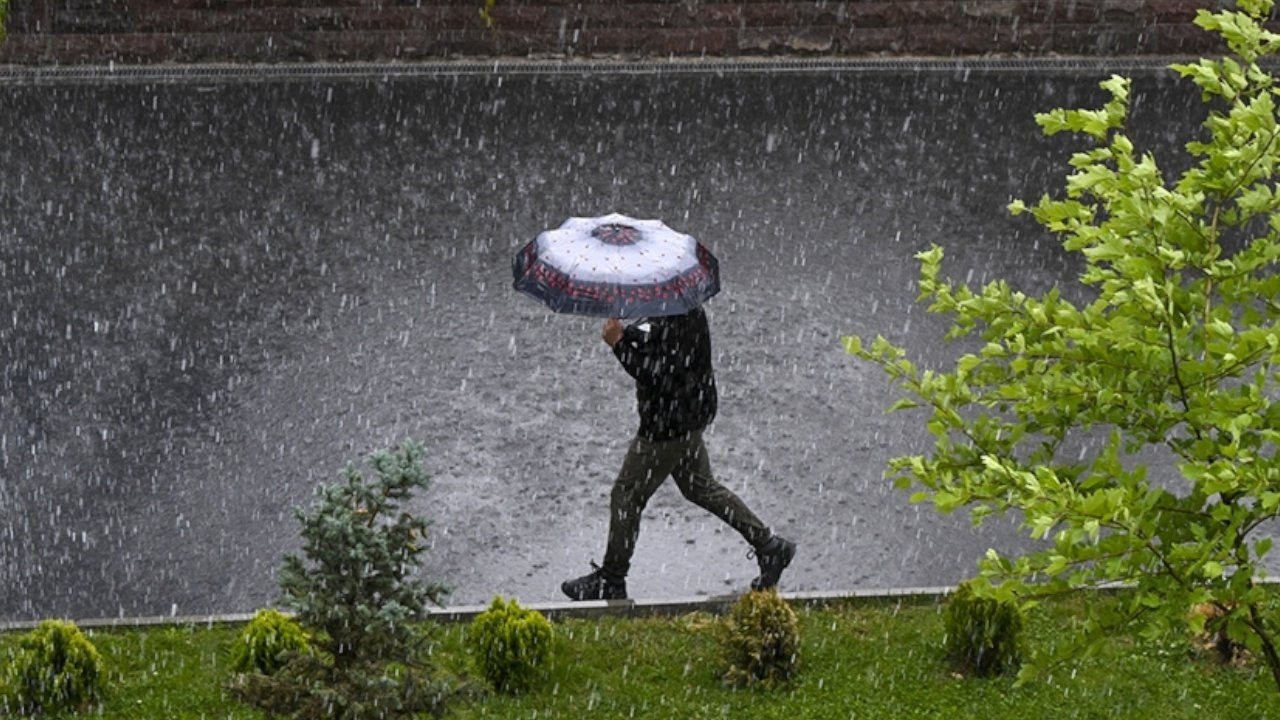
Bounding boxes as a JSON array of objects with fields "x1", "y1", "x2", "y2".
[{"x1": 600, "y1": 430, "x2": 771, "y2": 579}]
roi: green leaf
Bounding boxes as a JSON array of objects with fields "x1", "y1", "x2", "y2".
[
  {"x1": 887, "y1": 398, "x2": 921, "y2": 413},
  {"x1": 1256, "y1": 536, "x2": 1274, "y2": 560}
]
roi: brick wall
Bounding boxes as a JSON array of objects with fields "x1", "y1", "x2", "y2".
[{"x1": 0, "y1": 1, "x2": 1232, "y2": 65}]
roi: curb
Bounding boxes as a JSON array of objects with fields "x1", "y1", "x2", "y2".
[
  {"x1": 0, "y1": 56, "x2": 1208, "y2": 86},
  {"x1": 0, "y1": 586, "x2": 954, "y2": 632}
]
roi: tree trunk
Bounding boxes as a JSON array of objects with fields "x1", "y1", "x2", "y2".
[{"x1": 1247, "y1": 604, "x2": 1280, "y2": 695}]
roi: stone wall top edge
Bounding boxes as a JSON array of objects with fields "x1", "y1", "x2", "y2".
[{"x1": 0, "y1": 53, "x2": 1210, "y2": 84}]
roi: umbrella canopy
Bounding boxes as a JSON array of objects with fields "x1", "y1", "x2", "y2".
[{"x1": 512, "y1": 213, "x2": 720, "y2": 319}]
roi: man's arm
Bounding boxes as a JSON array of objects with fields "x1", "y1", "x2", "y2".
[{"x1": 605, "y1": 319, "x2": 665, "y2": 382}]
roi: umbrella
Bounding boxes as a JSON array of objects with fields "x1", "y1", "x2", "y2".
[{"x1": 512, "y1": 213, "x2": 720, "y2": 319}]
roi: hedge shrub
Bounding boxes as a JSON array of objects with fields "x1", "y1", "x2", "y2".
[
  {"x1": 943, "y1": 581, "x2": 1026, "y2": 677},
  {"x1": 2, "y1": 619, "x2": 105, "y2": 715},
  {"x1": 719, "y1": 589, "x2": 799, "y2": 689},
  {"x1": 466, "y1": 596, "x2": 553, "y2": 694},
  {"x1": 228, "y1": 609, "x2": 312, "y2": 675}
]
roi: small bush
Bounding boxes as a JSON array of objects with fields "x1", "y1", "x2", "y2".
[
  {"x1": 719, "y1": 589, "x2": 800, "y2": 689},
  {"x1": 2, "y1": 619, "x2": 105, "y2": 715},
  {"x1": 466, "y1": 596, "x2": 553, "y2": 694},
  {"x1": 943, "y1": 581, "x2": 1026, "y2": 677},
  {"x1": 228, "y1": 609, "x2": 312, "y2": 675}
]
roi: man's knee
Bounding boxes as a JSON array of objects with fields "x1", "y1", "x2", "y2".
[
  {"x1": 611, "y1": 474, "x2": 653, "y2": 510},
  {"x1": 675, "y1": 473, "x2": 721, "y2": 503}
]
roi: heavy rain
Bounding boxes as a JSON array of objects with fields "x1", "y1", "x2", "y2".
[{"x1": 0, "y1": 61, "x2": 1226, "y2": 622}]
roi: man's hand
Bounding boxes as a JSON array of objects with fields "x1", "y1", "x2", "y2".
[{"x1": 602, "y1": 318, "x2": 624, "y2": 347}]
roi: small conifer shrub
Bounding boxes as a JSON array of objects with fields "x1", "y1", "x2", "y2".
[
  {"x1": 719, "y1": 589, "x2": 799, "y2": 689},
  {"x1": 943, "y1": 580, "x2": 1026, "y2": 677},
  {"x1": 228, "y1": 608, "x2": 312, "y2": 675},
  {"x1": 466, "y1": 596, "x2": 554, "y2": 694},
  {"x1": 2, "y1": 619, "x2": 105, "y2": 715},
  {"x1": 228, "y1": 441, "x2": 453, "y2": 719}
]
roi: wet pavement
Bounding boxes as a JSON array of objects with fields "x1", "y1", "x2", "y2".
[{"x1": 0, "y1": 62, "x2": 1206, "y2": 620}]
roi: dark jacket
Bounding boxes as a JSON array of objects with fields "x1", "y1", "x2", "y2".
[{"x1": 612, "y1": 307, "x2": 718, "y2": 441}]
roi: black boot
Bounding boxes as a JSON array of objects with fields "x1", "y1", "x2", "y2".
[
  {"x1": 561, "y1": 561, "x2": 627, "y2": 601},
  {"x1": 750, "y1": 535, "x2": 796, "y2": 591}
]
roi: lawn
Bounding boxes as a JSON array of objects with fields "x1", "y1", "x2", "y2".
[{"x1": 3, "y1": 595, "x2": 1279, "y2": 719}]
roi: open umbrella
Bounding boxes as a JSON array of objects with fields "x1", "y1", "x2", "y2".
[{"x1": 512, "y1": 213, "x2": 720, "y2": 319}]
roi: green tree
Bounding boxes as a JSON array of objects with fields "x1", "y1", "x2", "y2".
[
  {"x1": 846, "y1": 0, "x2": 1280, "y2": 692},
  {"x1": 230, "y1": 441, "x2": 452, "y2": 718}
]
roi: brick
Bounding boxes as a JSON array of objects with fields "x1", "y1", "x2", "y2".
[
  {"x1": 737, "y1": 28, "x2": 787, "y2": 53},
  {"x1": 1019, "y1": 24, "x2": 1055, "y2": 52},
  {"x1": 52, "y1": 0, "x2": 133, "y2": 33},
  {"x1": 961, "y1": 1, "x2": 1021, "y2": 21},
  {"x1": 737, "y1": 27, "x2": 836, "y2": 54},
  {"x1": 1021, "y1": 0, "x2": 1105, "y2": 24},
  {"x1": 837, "y1": 26, "x2": 904, "y2": 53},
  {"x1": 172, "y1": 29, "x2": 488, "y2": 61},
  {"x1": 482, "y1": 6, "x2": 552, "y2": 32},
  {"x1": 1100, "y1": 0, "x2": 1144, "y2": 19},
  {"x1": 737, "y1": 2, "x2": 852, "y2": 28},
  {"x1": 413, "y1": 28, "x2": 500, "y2": 57},
  {"x1": 466, "y1": 28, "x2": 560, "y2": 56},
  {"x1": 1148, "y1": 22, "x2": 1223, "y2": 54},
  {"x1": 569, "y1": 3, "x2": 680, "y2": 30},
  {"x1": 570, "y1": 26, "x2": 653, "y2": 53},
  {"x1": 559, "y1": 27, "x2": 737, "y2": 56},
  {"x1": 1048, "y1": 23, "x2": 1145, "y2": 53},
  {"x1": 785, "y1": 29, "x2": 837, "y2": 53},
  {"x1": 853, "y1": 1, "x2": 1027, "y2": 28},
  {"x1": 1139, "y1": 0, "x2": 1206, "y2": 24},
  {"x1": 841, "y1": 2, "x2": 898, "y2": 27},
  {"x1": 128, "y1": 6, "x2": 484, "y2": 33},
  {"x1": 141, "y1": 0, "x2": 395, "y2": 10},
  {"x1": 905, "y1": 24, "x2": 1029, "y2": 54},
  {"x1": 699, "y1": 4, "x2": 746, "y2": 28},
  {"x1": 9, "y1": 0, "x2": 49, "y2": 34},
  {"x1": 0, "y1": 32, "x2": 170, "y2": 63},
  {"x1": 653, "y1": 27, "x2": 736, "y2": 55},
  {"x1": 847, "y1": 2, "x2": 964, "y2": 27}
]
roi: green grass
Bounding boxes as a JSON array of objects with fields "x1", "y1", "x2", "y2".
[{"x1": 3, "y1": 596, "x2": 1280, "y2": 719}]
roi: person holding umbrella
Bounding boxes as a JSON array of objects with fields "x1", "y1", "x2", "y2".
[{"x1": 513, "y1": 214, "x2": 796, "y2": 601}]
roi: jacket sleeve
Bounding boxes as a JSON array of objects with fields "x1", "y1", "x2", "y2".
[{"x1": 612, "y1": 321, "x2": 671, "y2": 383}]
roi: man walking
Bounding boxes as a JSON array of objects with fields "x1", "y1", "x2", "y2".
[{"x1": 561, "y1": 306, "x2": 796, "y2": 601}]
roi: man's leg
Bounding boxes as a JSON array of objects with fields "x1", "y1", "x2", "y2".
[
  {"x1": 669, "y1": 432, "x2": 771, "y2": 549},
  {"x1": 563, "y1": 435, "x2": 677, "y2": 601},
  {"x1": 599, "y1": 435, "x2": 682, "y2": 579},
  {"x1": 672, "y1": 432, "x2": 796, "y2": 589}
]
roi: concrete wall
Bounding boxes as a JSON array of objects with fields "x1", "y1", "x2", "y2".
[{"x1": 0, "y1": 1, "x2": 1231, "y2": 65}]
